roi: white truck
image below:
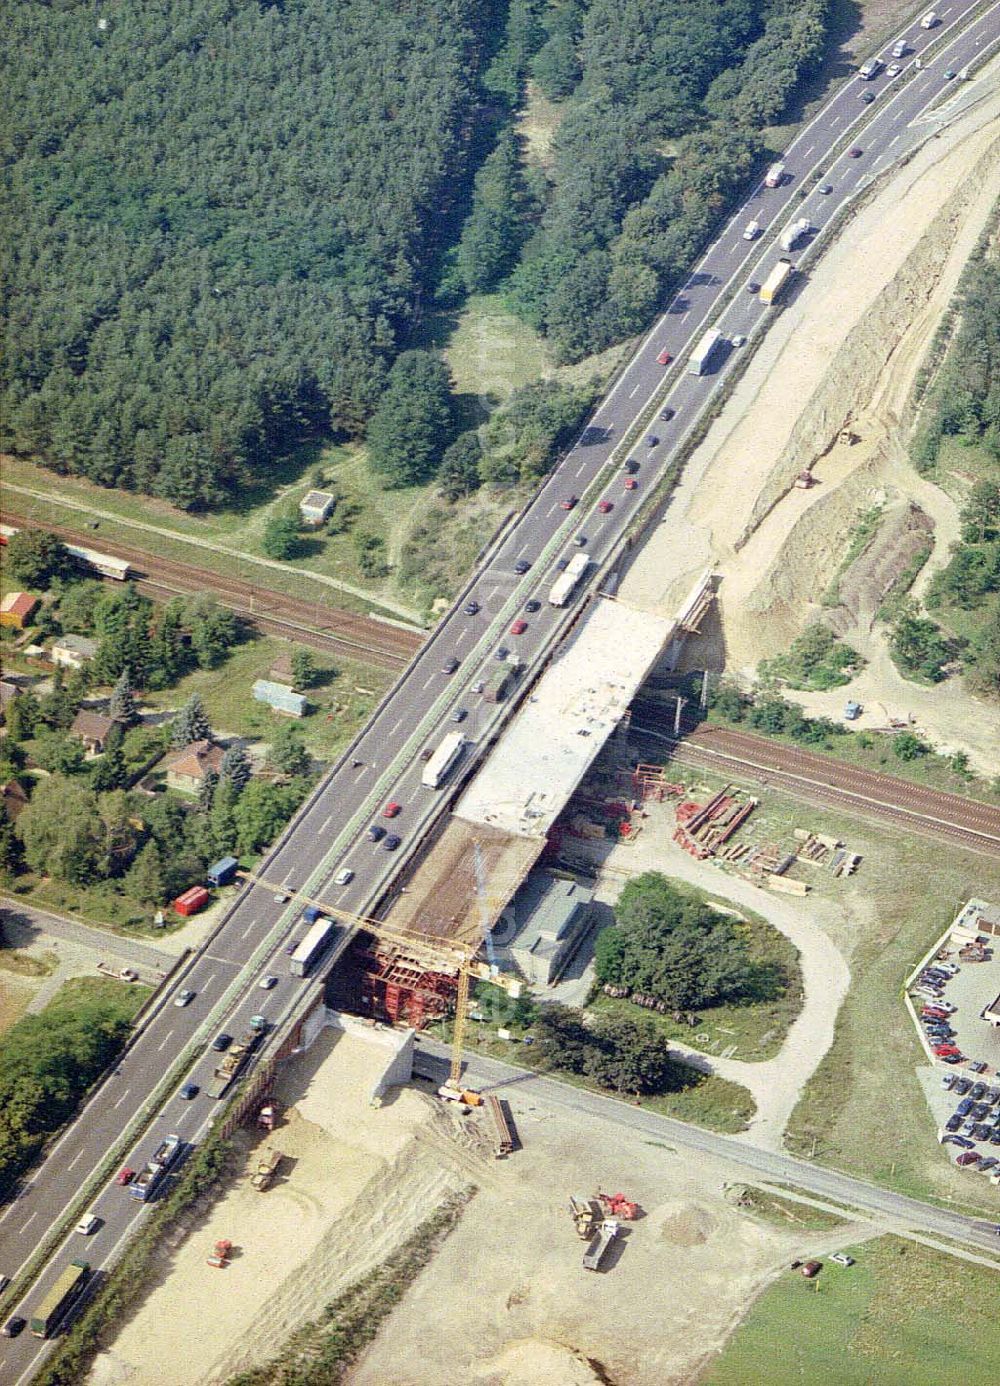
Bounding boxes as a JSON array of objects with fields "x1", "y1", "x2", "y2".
[
  {"x1": 687, "y1": 328, "x2": 722, "y2": 376},
  {"x1": 858, "y1": 57, "x2": 885, "y2": 79},
  {"x1": 779, "y1": 218, "x2": 811, "y2": 252},
  {"x1": 421, "y1": 731, "x2": 466, "y2": 789},
  {"x1": 548, "y1": 552, "x2": 590, "y2": 607}
]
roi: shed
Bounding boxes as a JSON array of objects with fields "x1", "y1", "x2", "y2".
[
  {"x1": 51, "y1": 634, "x2": 99, "y2": 669},
  {"x1": 252, "y1": 679, "x2": 307, "y2": 718},
  {"x1": 0, "y1": 592, "x2": 40, "y2": 629},
  {"x1": 298, "y1": 490, "x2": 336, "y2": 527}
]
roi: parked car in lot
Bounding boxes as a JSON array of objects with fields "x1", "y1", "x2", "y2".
[
  {"x1": 942, "y1": 1135, "x2": 974, "y2": 1148},
  {"x1": 945, "y1": 1114, "x2": 963, "y2": 1132},
  {"x1": 974, "y1": 1124, "x2": 993, "y2": 1140},
  {"x1": 956, "y1": 1151, "x2": 981, "y2": 1167},
  {"x1": 978, "y1": 1157, "x2": 998, "y2": 1172},
  {"x1": 955, "y1": 1078, "x2": 972, "y2": 1095},
  {"x1": 971, "y1": 1082, "x2": 987, "y2": 1100},
  {"x1": 800, "y1": 1261, "x2": 822, "y2": 1278},
  {"x1": 956, "y1": 1098, "x2": 974, "y2": 1116},
  {"x1": 830, "y1": 1253, "x2": 854, "y2": 1267}
]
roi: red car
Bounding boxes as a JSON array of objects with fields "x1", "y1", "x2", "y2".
[
  {"x1": 934, "y1": 1044, "x2": 963, "y2": 1058},
  {"x1": 116, "y1": 1167, "x2": 135, "y2": 1186},
  {"x1": 510, "y1": 619, "x2": 527, "y2": 635},
  {"x1": 624, "y1": 477, "x2": 638, "y2": 491},
  {"x1": 382, "y1": 801, "x2": 402, "y2": 818},
  {"x1": 597, "y1": 499, "x2": 613, "y2": 513},
  {"x1": 656, "y1": 349, "x2": 673, "y2": 366},
  {"x1": 560, "y1": 496, "x2": 578, "y2": 510}
]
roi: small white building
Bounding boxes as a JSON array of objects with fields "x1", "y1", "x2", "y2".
[
  {"x1": 51, "y1": 634, "x2": 99, "y2": 669},
  {"x1": 298, "y1": 490, "x2": 336, "y2": 527},
  {"x1": 253, "y1": 679, "x2": 307, "y2": 718}
]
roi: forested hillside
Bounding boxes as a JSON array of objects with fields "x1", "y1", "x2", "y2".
[
  {"x1": 1, "y1": 0, "x2": 497, "y2": 506},
  {"x1": 460, "y1": 0, "x2": 832, "y2": 362}
]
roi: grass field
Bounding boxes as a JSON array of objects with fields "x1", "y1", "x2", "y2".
[
  {"x1": 139, "y1": 634, "x2": 392, "y2": 760},
  {"x1": 589, "y1": 887, "x2": 804, "y2": 1062},
  {"x1": 705, "y1": 1235, "x2": 1000, "y2": 1385},
  {"x1": 733, "y1": 1187, "x2": 848, "y2": 1232}
]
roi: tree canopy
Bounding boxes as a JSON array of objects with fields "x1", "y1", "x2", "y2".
[
  {"x1": 1, "y1": 1, "x2": 497, "y2": 506},
  {"x1": 596, "y1": 873, "x2": 759, "y2": 1011}
]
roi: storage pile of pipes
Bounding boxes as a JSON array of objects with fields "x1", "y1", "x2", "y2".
[{"x1": 673, "y1": 786, "x2": 758, "y2": 860}]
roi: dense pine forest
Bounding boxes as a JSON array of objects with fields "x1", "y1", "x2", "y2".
[
  {"x1": 1, "y1": 0, "x2": 498, "y2": 506},
  {"x1": 2, "y1": 0, "x2": 832, "y2": 506}
]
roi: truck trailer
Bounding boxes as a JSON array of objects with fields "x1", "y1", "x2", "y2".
[
  {"x1": 421, "y1": 731, "x2": 467, "y2": 789},
  {"x1": 548, "y1": 551, "x2": 590, "y2": 607},
  {"x1": 130, "y1": 1134, "x2": 182, "y2": 1201},
  {"x1": 289, "y1": 917, "x2": 336, "y2": 977},
  {"x1": 779, "y1": 218, "x2": 811, "y2": 252},
  {"x1": 759, "y1": 259, "x2": 794, "y2": 305},
  {"x1": 687, "y1": 328, "x2": 723, "y2": 376},
  {"x1": 582, "y1": 1219, "x2": 619, "y2": 1270}
]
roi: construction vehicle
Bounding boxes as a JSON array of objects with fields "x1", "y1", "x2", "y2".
[
  {"x1": 569, "y1": 1195, "x2": 601, "y2": 1239},
  {"x1": 130, "y1": 1134, "x2": 182, "y2": 1201},
  {"x1": 207, "y1": 1239, "x2": 233, "y2": 1269},
  {"x1": 582, "y1": 1219, "x2": 619, "y2": 1270},
  {"x1": 251, "y1": 1148, "x2": 283, "y2": 1191},
  {"x1": 207, "y1": 1017, "x2": 268, "y2": 1099},
  {"x1": 237, "y1": 871, "x2": 520, "y2": 1100},
  {"x1": 596, "y1": 1191, "x2": 639, "y2": 1220}
]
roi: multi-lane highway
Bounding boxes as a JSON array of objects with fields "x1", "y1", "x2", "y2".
[{"x1": 3, "y1": 4, "x2": 998, "y2": 1376}]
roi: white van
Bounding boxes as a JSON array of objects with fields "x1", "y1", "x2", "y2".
[
  {"x1": 892, "y1": 40, "x2": 908, "y2": 57},
  {"x1": 742, "y1": 219, "x2": 761, "y2": 240},
  {"x1": 920, "y1": 11, "x2": 939, "y2": 28}
]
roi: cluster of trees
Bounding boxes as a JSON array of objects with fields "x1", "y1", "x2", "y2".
[
  {"x1": 759, "y1": 623, "x2": 863, "y2": 692},
  {"x1": 0, "y1": 980, "x2": 139, "y2": 1198},
  {"x1": 710, "y1": 680, "x2": 851, "y2": 750},
  {"x1": 452, "y1": 0, "x2": 831, "y2": 362},
  {"x1": 1, "y1": 1, "x2": 497, "y2": 506},
  {"x1": 532, "y1": 1002, "x2": 686, "y2": 1096},
  {"x1": 595, "y1": 874, "x2": 785, "y2": 1012}
]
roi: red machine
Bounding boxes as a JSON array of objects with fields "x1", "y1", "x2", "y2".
[{"x1": 596, "y1": 1191, "x2": 639, "y2": 1220}]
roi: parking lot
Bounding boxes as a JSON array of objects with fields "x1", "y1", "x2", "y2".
[{"x1": 911, "y1": 912, "x2": 1000, "y2": 1184}]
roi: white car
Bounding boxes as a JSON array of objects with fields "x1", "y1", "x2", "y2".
[
  {"x1": 259, "y1": 975, "x2": 278, "y2": 990},
  {"x1": 75, "y1": 1213, "x2": 100, "y2": 1236},
  {"x1": 173, "y1": 989, "x2": 195, "y2": 1008},
  {"x1": 334, "y1": 869, "x2": 354, "y2": 886},
  {"x1": 472, "y1": 681, "x2": 485, "y2": 694},
  {"x1": 273, "y1": 891, "x2": 289, "y2": 904},
  {"x1": 731, "y1": 334, "x2": 746, "y2": 347},
  {"x1": 830, "y1": 1253, "x2": 855, "y2": 1267},
  {"x1": 886, "y1": 62, "x2": 901, "y2": 77},
  {"x1": 743, "y1": 219, "x2": 761, "y2": 240}
]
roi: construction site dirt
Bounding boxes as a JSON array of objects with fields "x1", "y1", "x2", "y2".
[
  {"x1": 0, "y1": 509, "x2": 421, "y2": 671},
  {"x1": 631, "y1": 716, "x2": 1000, "y2": 859}
]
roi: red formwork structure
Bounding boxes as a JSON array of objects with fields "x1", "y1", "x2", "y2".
[
  {"x1": 630, "y1": 763, "x2": 685, "y2": 802},
  {"x1": 358, "y1": 941, "x2": 459, "y2": 1029}
]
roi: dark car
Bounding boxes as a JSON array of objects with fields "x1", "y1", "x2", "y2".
[
  {"x1": 979, "y1": 1156, "x2": 999, "y2": 1171},
  {"x1": 972, "y1": 1102, "x2": 990, "y2": 1119},
  {"x1": 383, "y1": 833, "x2": 401, "y2": 851},
  {"x1": 974, "y1": 1124, "x2": 993, "y2": 1141},
  {"x1": 971, "y1": 1083, "x2": 987, "y2": 1100},
  {"x1": 524, "y1": 599, "x2": 541, "y2": 613},
  {"x1": 560, "y1": 496, "x2": 578, "y2": 510},
  {"x1": 955, "y1": 1078, "x2": 972, "y2": 1095},
  {"x1": 860, "y1": 90, "x2": 875, "y2": 103},
  {"x1": 987, "y1": 1087, "x2": 1000, "y2": 1104},
  {"x1": 513, "y1": 559, "x2": 531, "y2": 575},
  {"x1": 1, "y1": 1317, "x2": 26, "y2": 1338},
  {"x1": 956, "y1": 1098, "x2": 974, "y2": 1116},
  {"x1": 284, "y1": 937, "x2": 301, "y2": 955},
  {"x1": 660, "y1": 406, "x2": 676, "y2": 421},
  {"x1": 367, "y1": 824, "x2": 386, "y2": 842},
  {"x1": 818, "y1": 184, "x2": 833, "y2": 194},
  {"x1": 848, "y1": 146, "x2": 863, "y2": 158},
  {"x1": 945, "y1": 1114, "x2": 962, "y2": 1132},
  {"x1": 211, "y1": 1033, "x2": 232, "y2": 1052},
  {"x1": 623, "y1": 458, "x2": 640, "y2": 474},
  {"x1": 442, "y1": 656, "x2": 459, "y2": 675},
  {"x1": 463, "y1": 600, "x2": 480, "y2": 616},
  {"x1": 180, "y1": 1082, "x2": 199, "y2": 1100},
  {"x1": 746, "y1": 280, "x2": 760, "y2": 293},
  {"x1": 451, "y1": 707, "x2": 467, "y2": 723},
  {"x1": 990, "y1": 1131, "x2": 1000, "y2": 1146},
  {"x1": 645, "y1": 435, "x2": 659, "y2": 447},
  {"x1": 495, "y1": 646, "x2": 509, "y2": 661}
]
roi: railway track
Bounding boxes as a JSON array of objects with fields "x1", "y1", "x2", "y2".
[
  {"x1": 630, "y1": 714, "x2": 1000, "y2": 858},
  {"x1": 1, "y1": 510, "x2": 422, "y2": 671}
]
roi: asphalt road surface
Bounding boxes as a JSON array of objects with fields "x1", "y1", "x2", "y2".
[
  {"x1": 3, "y1": 5, "x2": 999, "y2": 1377},
  {"x1": 413, "y1": 1040, "x2": 1000, "y2": 1253}
]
